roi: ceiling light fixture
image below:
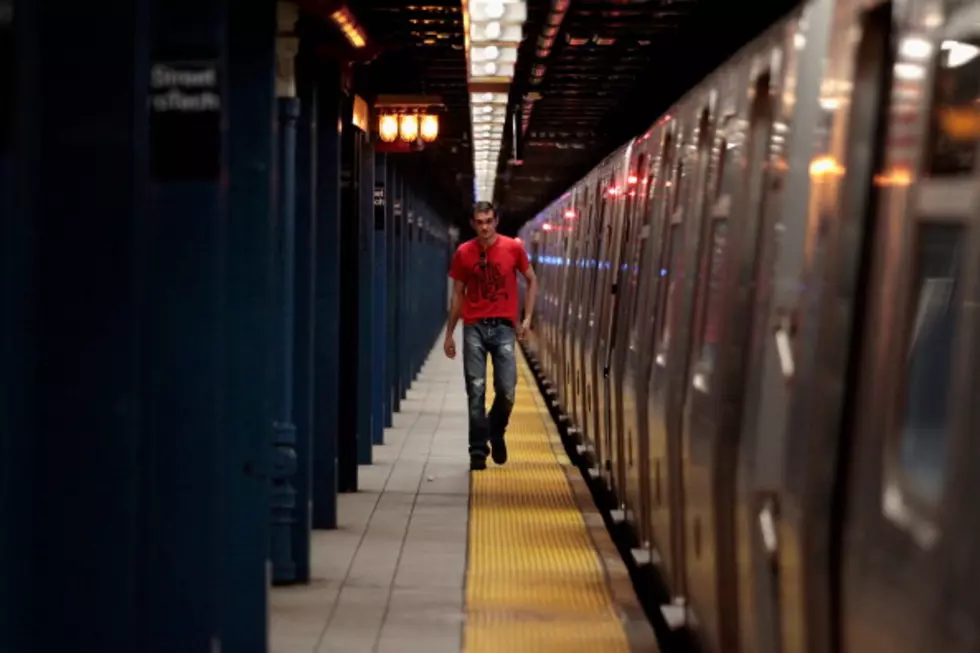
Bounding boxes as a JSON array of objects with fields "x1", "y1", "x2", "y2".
[{"x1": 462, "y1": 0, "x2": 527, "y2": 203}]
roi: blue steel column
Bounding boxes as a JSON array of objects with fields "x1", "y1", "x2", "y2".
[
  {"x1": 271, "y1": 90, "x2": 299, "y2": 583},
  {"x1": 337, "y1": 95, "x2": 360, "y2": 491},
  {"x1": 384, "y1": 164, "x2": 397, "y2": 424},
  {"x1": 391, "y1": 173, "x2": 405, "y2": 410},
  {"x1": 145, "y1": 1, "x2": 228, "y2": 649},
  {"x1": 427, "y1": 222, "x2": 437, "y2": 348},
  {"x1": 373, "y1": 154, "x2": 389, "y2": 441},
  {"x1": 418, "y1": 215, "x2": 428, "y2": 368},
  {"x1": 401, "y1": 192, "x2": 414, "y2": 396},
  {"x1": 291, "y1": 42, "x2": 317, "y2": 579},
  {"x1": 356, "y1": 133, "x2": 374, "y2": 463},
  {"x1": 224, "y1": 0, "x2": 277, "y2": 648},
  {"x1": 17, "y1": 0, "x2": 148, "y2": 650},
  {"x1": 312, "y1": 61, "x2": 342, "y2": 529},
  {"x1": 0, "y1": 6, "x2": 18, "y2": 649}
]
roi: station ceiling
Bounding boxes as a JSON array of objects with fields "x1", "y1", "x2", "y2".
[{"x1": 343, "y1": 0, "x2": 798, "y2": 233}]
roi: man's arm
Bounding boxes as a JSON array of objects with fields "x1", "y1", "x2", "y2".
[
  {"x1": 446, "y1": 279, "x2": 465, "y2": 338},
  {"x1": 520, "y1": 264, "x2": 537, "y2": 326}
]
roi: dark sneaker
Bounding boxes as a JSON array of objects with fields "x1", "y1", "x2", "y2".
[
  {"x1": 470, "y1": 455, "x2": 487, "y2": 471},
  {"x1": 490, "y1": 438, "x2": 508, "y2": 465}
]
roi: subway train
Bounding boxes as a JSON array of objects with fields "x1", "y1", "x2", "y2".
[{"x1": 516, "y1": 0, "x2": 980, "y2": 651}]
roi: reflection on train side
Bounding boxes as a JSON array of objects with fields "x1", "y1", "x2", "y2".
[{"x1": 519, "y1": 0, "x2": 980, "y2": 652}]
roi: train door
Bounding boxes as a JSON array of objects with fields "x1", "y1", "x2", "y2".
[
  {"x1": 529, "y1": 231, "x2": 542, "y2": 357},
  {"x1": 585, "y1": 176, "x2": 613, "y2": 465},
  {"x1": 555, "y1": 202, "x2": 573, "y2": 411},
  {"x1": 568, "y1": 179, "x2": 594, "y2": 432},
  {"x1": 567, "y1": 188, "x2": 585, "y2": 433},
  {"x1": 626, "y1": 139, "x2": 670, "y2": 560},
  {"x1": 605, "y1": 158, "x2": 642, "y2": 503},
  {"x1": 561, "y1": 192, "x2": 580, "y2": 419},
  {"x1": 733, "y1": 1, "x2": 889, "y2": 651},
  {"x1": 838, "y1": 2, "x2": 980, "y2": 651},
  {"x1": 611, "y1": 151, "x2": 651, "y2": 521},
  {"x1": 542, "y1": 224, "x2": 557, "y2": 378},
  {"x1": 677, "y1": 97, "x2": 742, "y2": 652},
  {"x1": 635, "y1": 131, "x2": 676, "y2": 559},
  {"x1": 645, "y1": 119, "x2": 689, "y2": 594},
  {"x1": 597, "y1": 166, "x2": 631, "y2": 490}
]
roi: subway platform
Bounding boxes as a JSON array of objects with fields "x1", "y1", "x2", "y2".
[{"x1": 269, "y1": 328, "x2": 658, "y2": 653}]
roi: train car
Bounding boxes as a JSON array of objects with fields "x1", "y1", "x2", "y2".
[{"x1": 518, "y1": 0, "x2": 980, "y2": 651}]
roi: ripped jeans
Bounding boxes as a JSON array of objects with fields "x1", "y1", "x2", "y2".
[{"x1": 463, "y1": 320, "x2": 517, "y2": 458}]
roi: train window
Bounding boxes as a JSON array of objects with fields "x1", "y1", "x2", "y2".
[
  {"x1": 925, "y1": 37, "x2": 980, "y2": 176},
  {"x1": 896, "y1": 222, "x2": 963, "y2": 507},
  {"x1": 715, "y1": 139, "x2": 728, "y2": 199},
  {"x1": 672, "y1": 159, "x2": 685, "y2": 213},
  {"x1": 695, "y1": 220, "x2": 729, "y2": 374},
  {"x1": 659, "y1": 223, "x2": 685, "y2": 352}
]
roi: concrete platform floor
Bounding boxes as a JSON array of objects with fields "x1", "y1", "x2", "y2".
[
  {"x1": 269, "y1": 333, "x2": 655, "y2": 653},
  {"x1": 270, "y1": 345, "x2": 471, "y2": 653}
]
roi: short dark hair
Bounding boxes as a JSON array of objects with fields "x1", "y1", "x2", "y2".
[{"x1": 473, "y1": 201, "x2": 496, "y2": 217}]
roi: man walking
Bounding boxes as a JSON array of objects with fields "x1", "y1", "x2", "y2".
[{"x1": 444, "y1": 202, "x2": 538, "y2": 471}]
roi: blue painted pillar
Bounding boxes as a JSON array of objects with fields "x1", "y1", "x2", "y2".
[
  {"x1": 400, "y1": 192, "x2": 414, "y2": 397},
  {"x1": 426, "y1": 222, "x2": 436, "y2": 349},
  {"x1": 312, "y1": 61, "x2": 342, "y2": 529},
  {"x1": 145, "y1": 0, "x2": 230, "y2": 649},
  {"x1": 384, "y1": 164, "x2": 397, "y2": 425},
  {"x1": 373, "y1": 154, "x2": 389, "y2": 441},
  {"x1": 0, "y1": 6, "x2": 18, "y2": 651},
  {"x1": 291, "y1": 44, "x2": 317, "y2": 579},
  {"x1": 271, "y1": 95, "x2": 299, "y2": 584},
  {"x1": 337, "y1": 95, "x2": 360, "y2": 491},
  {"x1": 356, "y1": 134, "x2": 374, "y2": 463},
  {"x1": 390, "y1": 172, "x2": 405, "y2": 410},
  {"x1": 15, "y1": 0, "x2": 149, "y2": 650},
  {"x1": 224, "y1": 0, "x2": 277, "y2": 648},
  {"x1": 417, "y1": 215, "x2": 427, "y2": 370}
]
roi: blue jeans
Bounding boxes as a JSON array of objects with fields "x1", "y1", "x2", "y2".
[{"x1": 463, "y1": 321, "x2": 517, "y2": 458}]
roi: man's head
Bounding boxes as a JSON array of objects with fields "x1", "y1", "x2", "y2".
[{"x1": 471, "y1": 201, "x2": 498, "y2": 242}]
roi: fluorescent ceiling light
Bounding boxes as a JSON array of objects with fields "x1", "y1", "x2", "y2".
[{"x1": 464, "y1": 0, "x2": 526, "y2": 202}]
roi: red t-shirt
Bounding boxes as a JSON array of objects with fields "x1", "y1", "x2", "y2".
[{"x1": 449, "y1": 235, "x2": 530, "y2": 325}]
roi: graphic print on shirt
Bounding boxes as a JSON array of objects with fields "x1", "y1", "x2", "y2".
[{"x1": 469, "y1": 259, "x2": 509, "y2": 302}]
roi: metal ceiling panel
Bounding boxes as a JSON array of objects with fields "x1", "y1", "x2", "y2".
[{"x1": 350, "y1": 0, "x2": 799, "y2": 231}]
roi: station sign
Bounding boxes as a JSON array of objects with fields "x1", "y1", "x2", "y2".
[
  {"x1": 0, "y1": 1, "x2": 11, "y2": 151},
  {"x1": 149, "y1": 59, "x2": 221, "y2": 180}
]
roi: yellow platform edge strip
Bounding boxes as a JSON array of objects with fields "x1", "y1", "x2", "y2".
[{"x1": 462, "y1": 351, "x2": 633, "y2": 653}]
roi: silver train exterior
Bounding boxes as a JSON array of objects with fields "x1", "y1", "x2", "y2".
[{"x1": 517, "y1": 0, "x2": 980, "y2": 650}]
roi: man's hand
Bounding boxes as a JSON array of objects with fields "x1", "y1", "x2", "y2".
[
  {"x1": 444, "y1": 334, "x2": 457, "y2": 359},
  {"x1": 517, "y1": 317, "x2": 532, "y2": 341}
]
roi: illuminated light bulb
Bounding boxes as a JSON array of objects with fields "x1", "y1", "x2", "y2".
[
  {"x1": 378, "y1": 114, "x2": 399, "y2": 143},
  {"x1": 484, "y1": 62, "x2": 497, "y2": 76},
  {"x1": 485, "y1": 21, "x2": 501, "y2": 39},
  {"x1": 483, "y1": 45, "x2": 500, "y2": 60},
  {"x1": 399, "y1": 114, "x2": 419, "y2": 142},
  {"x1": 420, "y1": 114, "x2": 439, "y2": 142},
  {"x1": 485, "y1": 2, "x2": 505, "y2": 19}
]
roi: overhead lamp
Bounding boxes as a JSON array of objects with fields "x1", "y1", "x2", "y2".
[
  {"x1": 471, "y1": 92, "x2": 509, "y2": 105},
  {"x1": 329, "y1": 7, "x2": 366, "y2": 49},
  {"x1": 399, "y1": 114, "x2": 419, "y2": 142},
  {"x1": 484, "y1": 1, "x2": 505, "y2": 19},
  {"x1": 464, "y1": 0, "x2": 527, "y2": 201},
  {"x1": 378, "y1": 114, "x2": 399, "y2": 142},
  {"x1": 420, "y1": 114, "x2": 439, "y2": 142}
]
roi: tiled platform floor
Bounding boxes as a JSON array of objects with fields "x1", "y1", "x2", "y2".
[
  {"x1": 269, "y1": 329, "x2": 655, "y2": 653},
  {"x1": 270, "y1": 341, "x2": 471, "y2": 653}
]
